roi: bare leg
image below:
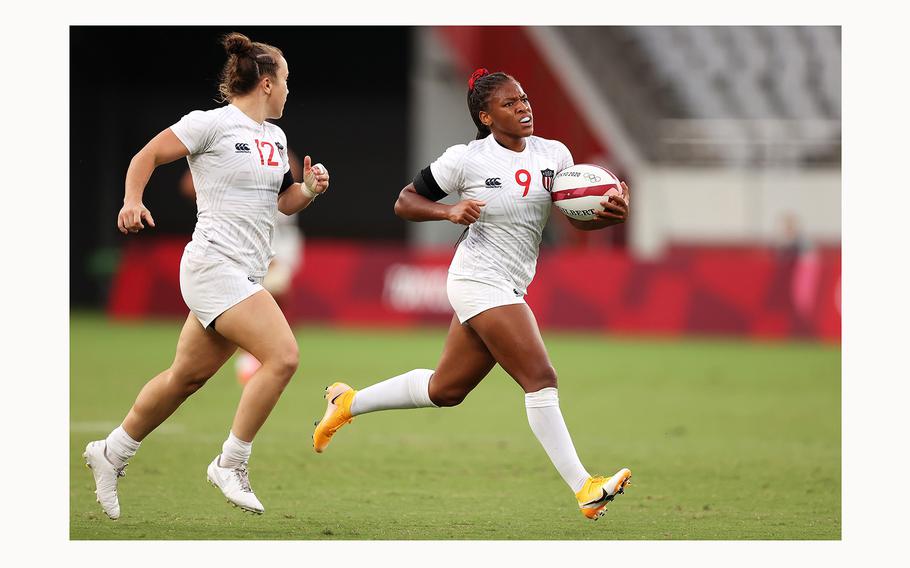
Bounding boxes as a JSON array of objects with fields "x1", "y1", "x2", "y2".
[
  {"x1": 343, "y1": 315, "x2": 496, "y2": 419},
  {"x1": 349, "y1": 305, "x2": 554, "y2": 412},
  {"x1": 427, "y1": 315, "x2": 498, "y2": 406},
  {"x1": 210, "y1": 289, "x2": 299, "y2": 442},
  {"x1": 467, "y1": 303, "x2": 591, "y2": 493},
  {"x1": 122, "y1": 313, "x2": 237, "y2": 441},
  {"x1": 87, "y1": 312, "x2": 237, "y2": 519},
  {"x1": 465, "y1": 304, "x2": 557, "y2": 393}
]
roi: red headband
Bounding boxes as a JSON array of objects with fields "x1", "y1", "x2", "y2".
[{"x1": 468, "y1": 68, "x2": 489, "y2": 91}]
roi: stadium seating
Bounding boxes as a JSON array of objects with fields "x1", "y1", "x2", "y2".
[{"x1": 553, "y1": 26, "x2": 841, "y2": 166}]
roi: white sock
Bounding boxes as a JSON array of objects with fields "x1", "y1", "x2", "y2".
[
  {"x1": 219, "y1": 431, "x2": 252, "y2": 468},
  {"x1": 525, "y1": 387, "x2": 590, "y2": 493},
  {"x1": 349, "y1": 368, "x2": 438, "y2": 416},
  {"x1": 104, "y1": 425, "x2": 141, "y2": 468}
]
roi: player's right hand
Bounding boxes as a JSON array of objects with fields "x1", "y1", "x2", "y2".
[
  {"x1": 447, "y1": 199, "x2": 486, "y2": 225},
  {"x1": 117, "y1": 201, "x2": 156, "y2": 234}
]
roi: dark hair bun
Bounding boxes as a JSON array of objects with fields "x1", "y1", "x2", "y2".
[
  {"x1": 223, "y1": 32, "x2": 253, "y2": 56},
  {"x1": 217, "y1": 33, "x2": 283, "y2": 102}
]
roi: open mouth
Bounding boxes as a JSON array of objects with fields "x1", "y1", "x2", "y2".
[{"x1": 520, "y1": 116, "x2": 532, "y2": 125}]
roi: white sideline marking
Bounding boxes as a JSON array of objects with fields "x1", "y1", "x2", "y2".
[{"x1": 70, "y1": 421, "x2": 186, "y2": 435}]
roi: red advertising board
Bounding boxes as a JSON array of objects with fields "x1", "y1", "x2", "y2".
[{"x1": 109, "y1": 238, "x2": 840, "y2": 341}]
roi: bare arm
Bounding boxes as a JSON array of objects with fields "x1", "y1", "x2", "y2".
[
  {"x1": 394, "y1": 184, "x2": 485, "y2": 224},
  {"x1": 277, "y1": 156, "x2": 330, "y2": 215},
  {"x1": 118, "y1": 128, "x2": 190, "y2": 234},
  {"x1": 277, "y1": 183, "x2": 316, "y2": 216}
]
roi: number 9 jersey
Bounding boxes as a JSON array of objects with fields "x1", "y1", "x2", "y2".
[{"x1": 413, "y1": 134, "x2": 573, "y2": 295}]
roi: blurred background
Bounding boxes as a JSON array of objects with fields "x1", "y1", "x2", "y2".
[
  {"x1": 70, "y1": 25, "x2": 841, "y2": 539},
  {"x1": 71, "y1": 26, "x2": 840, "y2": 340}
]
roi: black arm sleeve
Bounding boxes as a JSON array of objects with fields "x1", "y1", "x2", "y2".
[
  {"x1": 413, "y1": 166, "x2": 448, "y2": 202},
  {"x1": 279, "y1": 169, "x2": 295, "y2": 195}
]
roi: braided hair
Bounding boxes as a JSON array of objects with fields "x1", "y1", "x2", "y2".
[
  {"x1": 217, "y1": 32, "x2": 283, "y2": 102},
  {"x1": 466, "y1": 68, "x2": 515, "y2": 140}
]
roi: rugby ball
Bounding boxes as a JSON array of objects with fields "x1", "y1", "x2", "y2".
[{"x1": 551, "y1": 164, "x2": 624, "y2": 221}]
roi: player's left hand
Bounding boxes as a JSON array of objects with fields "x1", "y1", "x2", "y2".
[
  {"x1": 303, "y1": 155, "x2": 330, "y2": 196},
  {"x1": 592, "y1": 180, "x2": 630, "y2": 226}
]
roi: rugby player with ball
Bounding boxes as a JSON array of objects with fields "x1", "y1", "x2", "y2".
[{"x1": 314, "y1": 69, "x2": 631, "y2": 520}]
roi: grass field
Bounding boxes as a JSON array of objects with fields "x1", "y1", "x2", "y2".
[{"x1": 70, "y1": 311, "x2": 841, "y2": 540}]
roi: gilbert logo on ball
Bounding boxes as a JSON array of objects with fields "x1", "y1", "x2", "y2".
[{"x1": 551, "y1": 164, "x2": 624, "y2": 221}]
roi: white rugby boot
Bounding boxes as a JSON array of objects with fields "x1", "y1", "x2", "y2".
[
  {"x1": 206, "y1": 455, "x2": 265, "y2": 514},
  {"x1": 83, "y1": 440, "x2": 128, "y2": 520}
]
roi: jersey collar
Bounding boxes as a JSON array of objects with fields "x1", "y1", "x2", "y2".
[
  {"x1": 486, "y1": 133, "x2": 531, "y2": 157},
  {"x1": 228, "y1": 103, "x2": 267, "y2": 128}
]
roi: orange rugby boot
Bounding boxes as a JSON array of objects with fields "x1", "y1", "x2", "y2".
[
  {"x1": 313, "y1": 382, "x2": 356, "y2": 453},
  {"x1": 575, "y1": 468, "x2": 632, "y2": 520}
]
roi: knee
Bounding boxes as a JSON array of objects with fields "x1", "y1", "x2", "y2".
[
  {"x1": 525, "y1": 366, "x2": 558, "y2": 392},
  {"x1": 429, "y1": 385, "x2": 470, "y2": 408},
  {"x1": 168, "y1": 367, "x2": 213, "y2": 397},
  {"x1": 267, "y1": 345, "x2": 300, "y2": 385},
  {"x1": 431, "y1": 391, "x2": 467, "y2": 408}
]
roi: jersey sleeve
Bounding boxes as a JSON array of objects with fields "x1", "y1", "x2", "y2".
[
  {"x1": 414, "y1": 144, "x2": 467, "y2": 201},
  {"x1": 556, "y1": 141, "x2": 574, "y2": 171},
  {"x1": 170, "y1": 109, "x2": 220, "y2": 155},
  {"x1": 272, "y1": 127, "x2": 294, "y2": 194},
  {"x1": 274, "y1": 127, "x2": 290, "y2": 175}
]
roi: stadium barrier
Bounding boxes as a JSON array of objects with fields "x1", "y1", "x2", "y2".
[{"x1": 108, "y1": 238, "x2": 840, "y2": 341}]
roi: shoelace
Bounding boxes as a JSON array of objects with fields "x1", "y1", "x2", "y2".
[
  {"x1": 103, "y1": 445, "x2": 129, "y2": 478},
  {"x1": 233, "y1": 463, "x2": 252, "y2": 492},
  {"x1": 98, "y1": 463, "x2": 127, "y2": 500}
]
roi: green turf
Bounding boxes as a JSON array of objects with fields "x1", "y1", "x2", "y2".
[{"x1": 70, "y1": 311, "x2": 840, "y2": 540}]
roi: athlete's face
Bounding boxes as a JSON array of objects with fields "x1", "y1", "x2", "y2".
[
  {"x1": 481, "y1": 80, "x2": 533, "y2": 139},
  {"x1": 265, "y1": 57, "x2": 290, "y2": 119}
]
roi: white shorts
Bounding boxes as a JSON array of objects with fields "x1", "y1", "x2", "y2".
[
  {"x1": 446, "y1": 274, "x2": 527, "y2": 324},
  {"x1": 180, "y1": 250, "x2": 264, "y2": 328}
]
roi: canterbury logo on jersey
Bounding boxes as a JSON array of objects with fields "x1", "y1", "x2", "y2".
[
  {"x1": 235, "y1": 142, "x2": 251, "y2": 153},
  {"x1": 485, "y1": 178, "x2": 502, "y2": 188}
]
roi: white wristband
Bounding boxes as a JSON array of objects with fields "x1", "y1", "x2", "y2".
[{"x1": 301, "y1": 184, "x2": 318, "y2": 199}]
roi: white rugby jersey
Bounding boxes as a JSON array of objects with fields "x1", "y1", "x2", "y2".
[
  {"x1": 414, "y1": 135, "x2": 573, "y2": 294},
  {"x1": 170, "y1": 104, "x2": 290, "y2": 278}
]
